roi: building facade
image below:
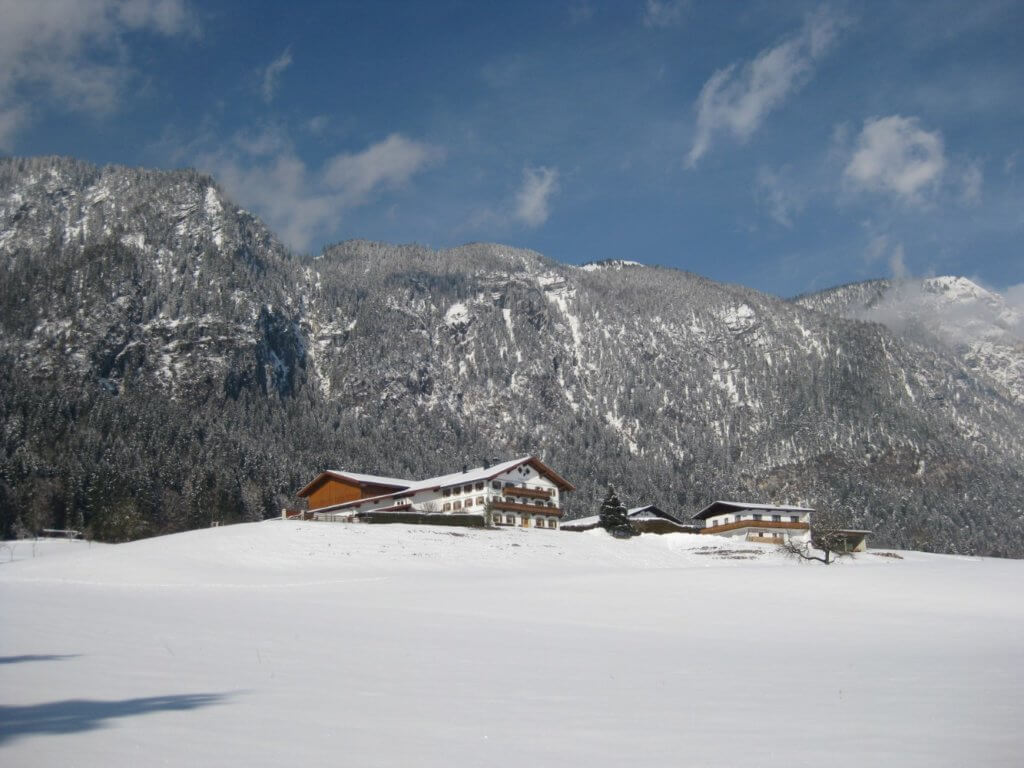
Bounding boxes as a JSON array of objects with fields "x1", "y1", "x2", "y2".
[
  {"x1": 296, "y1": 456, "x2": 574, "y2": 529},
  {"x1": 694, "y1": 501, "x2": 813, "y2": 545}
]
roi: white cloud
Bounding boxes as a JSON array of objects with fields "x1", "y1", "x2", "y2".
[
  {"x1": 644, "y1": 0, "x2": 688, "y2": 28},
  {"x1": 961, "y1": 161, "x2": 983, "y2": 205},
  {"x1": 0, "y1": 0, "x2": 194, "y2": 149},
  {"x1": 755, "y1": 166, "x2": 805, "y2": 227},
  {"x1": 1006, "y1": 283, "x2": 1024, "y2": 318},
  {"x1": 687, "y1": 9, "x2": 847, "y2": 167},
  {"x1": 864, "y1": 234, "x2": 909, "y2": 281},
  {"x1": 261, "y1": 47, "x2": 292, "y2": 103},
  {"x1": 198, "y1": 130, "x2": 444, "y2": 252},
  {"x1": 888, "y1": 243, "x2": 909, "y2": 280},
  {"x1": 843, "y1": 115, "x2": 946, "y2": 204},
  {"x1": 514, "y1": 166, "x2": 560, "y2": 227},
  {"x1": 323, "y1": 133, "x2": 445, "y2": 206}
]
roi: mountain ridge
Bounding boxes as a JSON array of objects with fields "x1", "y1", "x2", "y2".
[{"x1": 2, "y1": 156, "x2": 1023, "y2": 555}]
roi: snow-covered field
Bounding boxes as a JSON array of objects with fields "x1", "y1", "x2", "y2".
[{"x1": 2, "y1": 522, "x2": 1021, "y2": 767}]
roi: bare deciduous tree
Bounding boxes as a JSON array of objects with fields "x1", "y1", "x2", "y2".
[{"x1": 779, "y1": 507, "x2": 853, "y2": 565}]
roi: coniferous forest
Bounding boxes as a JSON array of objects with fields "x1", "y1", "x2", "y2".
[{"x1": 2, "y1": 156, "x2": 1023, "y2": 555}]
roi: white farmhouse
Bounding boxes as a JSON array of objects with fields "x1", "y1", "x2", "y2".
[
  {"x1": 694, "y1": 501, "x2": 813, "y2": 545},
  {"x1": 296, "y1": 456, "x2": 574, "y2": 529}
]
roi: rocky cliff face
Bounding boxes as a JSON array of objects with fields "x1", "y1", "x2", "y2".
[{"x1": 2, "y1": 156, "x2": 1023, "y2": 554}]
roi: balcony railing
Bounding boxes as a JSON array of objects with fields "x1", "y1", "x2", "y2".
[
  {"x1": 501, "y1": 486, "x2": 553, "y2": 500},
  {"x1": 701, "y1": 520, "x2": 809, "y2": 535},
  {"x1": 489, "y1": 500, "x2": 563, "y2": 517}
]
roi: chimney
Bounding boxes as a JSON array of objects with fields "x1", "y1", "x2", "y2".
[{"x1": 462, "y1": 463, "x2": 468, "y2": 474}]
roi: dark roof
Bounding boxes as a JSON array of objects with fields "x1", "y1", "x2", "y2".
[
  {"x1": 626, "y1": 505, "x2": 686, "y2": 524},
  {"x1": 693, "y1": 500, "x2": 815, "y2": 520}
]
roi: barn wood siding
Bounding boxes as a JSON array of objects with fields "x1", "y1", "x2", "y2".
[{"x1": 307, "y1": 478, "x2": 409, "y2": 510}]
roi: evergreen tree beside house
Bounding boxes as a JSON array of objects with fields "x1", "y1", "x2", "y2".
[{"x1": 598, "y1": 486, "x2": 634, "y2": 538}]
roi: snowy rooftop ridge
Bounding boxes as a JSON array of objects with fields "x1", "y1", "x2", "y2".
[{"x1": 322, "y1": 470, "x2": 414, "y2": 488}]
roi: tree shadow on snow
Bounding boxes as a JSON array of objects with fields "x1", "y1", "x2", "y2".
[
  {"x1": 0, "y1": 654, "x2": 80, "y2": 665},
  {"x1": 0, "y1": 693, "x2": 230, "y2": 744}
]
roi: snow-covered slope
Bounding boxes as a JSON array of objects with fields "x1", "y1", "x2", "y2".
[
  {"x1": 1, "y1": 523, "x2": 1021, "y2": 767},
  {"x1": 796, "y1": 276, "x2": 1024, "y2": 404}
]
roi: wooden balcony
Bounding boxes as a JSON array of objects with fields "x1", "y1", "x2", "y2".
[
  {"x1": 701, "y1": 520, "x2": 809, "y2": 535},
  {"x1": 501, "y1": 485, "x2": 553, "y2": 500},
  {"x1": 490, "y1": 500, "x2": 563, "y2": 517}
]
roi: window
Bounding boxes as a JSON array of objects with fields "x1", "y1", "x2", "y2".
[
  {"x1": 790, "y1": 516, "x2": 799, "y2": 522},
  {"x1": 492, "y1": 481, "x2": 500, "y2": 489},
  {"x1": 475, "y1": 482, "x2": 484, "y2": 491},
  {"x1": 711, "y1": 520, "x2": 718, "y2": 527},
  {"x1": 753, "y1": 514, "x2": 762, "y2": 521},
  {"x1": 464, "y1": 498, "x2": 473, "y2": 508},
  {"x1": 772, "y1": 515, "x2": 781, "y2": 522},
  {"x1": 506, "y1": 516, "x2": 514, "y2": 524},
  {"x1": 548, "y1": 520, "x2": 556, "y2": 528},
  {"x1": 443, "y1": 489, "x2": 450, "y2": 497},
  {"x1": 464, "y1": 485, "x2": 472, "y2": 494},
  {"x1": 476, "y1": 496, "x2": 484, "y2": 505},
  {"x1": 443, "y1": 503, "x2": 451, "y2": 512},
  {"x1": 453, "y1": 501, "x2": 462, "y2": 510}
]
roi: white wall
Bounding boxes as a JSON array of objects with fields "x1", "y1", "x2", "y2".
[{"x1": 703, "y1": 509, "x2": 812, "y2": 544}]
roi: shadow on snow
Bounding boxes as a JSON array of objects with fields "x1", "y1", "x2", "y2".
[
  {"x1": 0, "y1": 693, "x2": 230, "y2": 744},
  {"x1": 0, "y1": 654, "x2": 80, "y2": 665}
]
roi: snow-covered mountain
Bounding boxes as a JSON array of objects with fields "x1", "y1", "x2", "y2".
[
  {"x1": 795, "y1": 276, "x2": 1024, "y2": 405},
  {"x1": 2, "y1": 157, "x2": 1023, "y2": 555}
]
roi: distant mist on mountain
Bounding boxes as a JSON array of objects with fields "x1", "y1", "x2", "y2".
[{"x1": 2, "y1": 156, "x2": 1022, "y2": 555}]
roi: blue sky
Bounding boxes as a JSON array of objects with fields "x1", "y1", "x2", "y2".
[{"x1": 2, "y1": 0, "x2": 1022, "y2": 298}]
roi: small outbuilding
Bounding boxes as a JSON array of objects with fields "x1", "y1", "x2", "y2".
[{"x1": 562, "y1": 505, "x2": 701, "y2": 534}]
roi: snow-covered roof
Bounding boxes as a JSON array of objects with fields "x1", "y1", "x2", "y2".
[
  {"x1": 324, "y1": 471, "x2": 414, "y2": 488},
  {"x1": 626, "y1": 504, "x2": 686, "y2": 523},
  {"x1": 563, "y1": 506, "x2": 688, "y2": 530},
  {"x1": 402, "y1": 457, "x2": 537, "y2": 493},
  {"x1": 693, "y1": 500, "x2": 815, "y2": 520}
]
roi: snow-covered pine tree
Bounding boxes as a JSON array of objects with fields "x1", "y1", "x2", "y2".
[{"x1": 598, "y1": 485, "x2": 633, "y2": 538}]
